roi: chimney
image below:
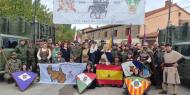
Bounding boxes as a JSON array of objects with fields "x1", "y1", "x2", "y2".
[{"x1": 165, "y1": 0, "x2": 172, "y2": 7}]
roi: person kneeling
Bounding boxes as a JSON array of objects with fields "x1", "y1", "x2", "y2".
[{"x1": 4, "y1": 52, "x2": 22, "y2": 83}]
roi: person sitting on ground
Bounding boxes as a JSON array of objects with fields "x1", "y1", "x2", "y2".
[
  {"x1": 69, "y1": 56, "x2": 75, "y2": 63},
  {"x1": 82, "y1": 55, "x2": 92, "y2": 65},
  {"x1": 99, "y1": 58, "x2": 107, "y2": 65},
  {"x1": 4, "y1": 52, "x2": 22, "y2": 83},
  {"x1": 83, "y1": 63, "x2": 96, "y2": 89},
  {"x1": 53, "y1": 52, "x2": 65, "y2": 63}
]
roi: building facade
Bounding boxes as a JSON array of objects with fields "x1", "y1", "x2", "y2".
[
  {"x1": 81, "y1": 25, "x2": 140, "y2": 44},
  {"x1": 139, "y1": 1, "x2": 190, "y2": 45}
]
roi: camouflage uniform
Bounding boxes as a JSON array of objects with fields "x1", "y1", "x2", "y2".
[
  {"x1": 27, "y1": 46, "x2": 37, "y2": 72},
  {"x1": 15, "y1": 44, "x2": 27, "y2": 64},
  {"x1": 153, "y1": 47, "x2": 165, "y2": 88},
  {"x1": 70, "y1": 42, "x2": 82, "y2": 63},
  {"x1": 4, "y1": 57, "x2": 22, "y2": 81}
]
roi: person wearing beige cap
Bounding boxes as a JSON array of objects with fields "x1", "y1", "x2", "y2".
[{"x1": 4, "y1": 52, "x2": 22, "y2": 83}]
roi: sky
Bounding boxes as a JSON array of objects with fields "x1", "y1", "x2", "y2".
[{"x1": 40, "y1": 0, "x2": 190, "y2": 29}]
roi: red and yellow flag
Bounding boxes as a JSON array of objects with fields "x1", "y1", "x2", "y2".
[
  {"x1": 96, "y1": 64, "x2": 123, "y2": 85},
  {"x1": 125, "y1": 76, "x2": 151, "y2": 95}
]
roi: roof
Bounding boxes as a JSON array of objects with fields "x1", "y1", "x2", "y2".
[
  {"x1": 80, "y1": 27, "x2": 93, "y2": 31},
  {"x1": 81, "y1": 25, "x2": 122, "y2": 33},
  {"x1": 82, "y1": 3, "x2": 190, "y2": 34},
  {"x1": 145, "y1": 3, "x2": 190, "y2": 17}
]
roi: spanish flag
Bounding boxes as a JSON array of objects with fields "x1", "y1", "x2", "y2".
[
  {"x1": 96, "y1": 64, "x2": 123, "y2": 85},
  {"x1": 125, "y1": 76, "x2": 151, "y2": 95}
]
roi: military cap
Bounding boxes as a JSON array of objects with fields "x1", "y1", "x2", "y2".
[
  {"x1": 165, "y1": 43, "x2": 172, "y2": 47},
  {"x1": 11, "y1": 52, "x2": 17, "y2": 56}
]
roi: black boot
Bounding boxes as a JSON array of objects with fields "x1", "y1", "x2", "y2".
[{"x1": 159, "y1": 91, "x2": 167, "y2": 94}]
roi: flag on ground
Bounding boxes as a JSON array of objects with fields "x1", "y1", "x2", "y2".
[
  {"x1": 121, "y1": 61, "x2": 136, "y2": 77},
  {"x1": 96, "y1": 64, "x2": 123, "y2": 85},
  {"x1": 125, "y1": 76, "x2": 151, "y2": 95},
  {"x1": 77, "y1": 73, "x2": 96, "y2": 93},
  {"x1": 12, "y1": 71, "x2": 37, "y2": 91}
]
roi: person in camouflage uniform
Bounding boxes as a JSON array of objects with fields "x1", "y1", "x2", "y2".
[
  {"x1": 153, "y1": 43, "x2": 165, "y2": 89},
  {"x1": 4, "y1": 52, "x2": 22, "y2": 83},
  {"x1": 70, "y1": 41, "x2": 82, "y2": 63},
  {"x1": 15, "y1": 39, "x2": 28, "y2": 64},
  {"x1": 111, "y1": 44, "x2": 120, "y2": 59},
  {"x1": 27, "y1": 41, "x2": 37, "y2": 72}
]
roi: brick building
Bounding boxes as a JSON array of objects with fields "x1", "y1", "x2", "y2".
[
  {"x1": 81, "y1": 25, "x2": 140, "y2": 44},
  {"x1": 139, "y1": 1, "x2": 190, "y2": 45}
]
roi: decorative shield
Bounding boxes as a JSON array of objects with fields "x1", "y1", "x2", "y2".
[
  {"x1": 125, "y1": 76, "x2": 151, "y2": 95},
  {"x1": 12, "y1": 71, "x2": 37, "y2": 91},
  {"x1": 121, "y1": 61, "x2": 136, "y2": 77},
  {"x1": 77, "y1": 73, "x2": 96, "y2": 93}
]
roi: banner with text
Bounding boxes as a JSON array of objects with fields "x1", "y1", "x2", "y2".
[
  {"x1": 53, "y1": 0, "x2": 145, "y2": 24},
  {"x1": 39, "y1": 63, "x2": 86, "y2": 84}
]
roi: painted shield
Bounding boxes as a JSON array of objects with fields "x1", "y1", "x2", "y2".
[
  {"x1": 121, "y1": 61, "x2": 136, "y2": 77},
  {"x1": 12, "y1": 71, "x2": 37, "y2": 91},
  {"x1": 77, "y1": 73, "x2": 96, "y2": 93},
  {"x1": 125, "y1": 76, "x2": 151, "y2": 95}
]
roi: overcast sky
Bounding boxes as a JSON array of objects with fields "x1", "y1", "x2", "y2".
[{"x1": 40, "y1": 0, "x2": 190, "y2": 29}]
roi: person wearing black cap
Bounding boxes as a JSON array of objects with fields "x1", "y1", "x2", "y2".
[
  {"x1": 4, "y1": 52, "x2": 22, "y2": 83},
  {"x1": 15, "y1": 39, "x2": 27, "y2": 64},
  {"x1": 153, "y1": 42, "x2": 166, "y2": 89},
  {"x1": 159, "y1": 43, "x2": 185, "y2": 95},
  {"x1": 27, "y1": 41, "x2": 38, "y2": 72}
]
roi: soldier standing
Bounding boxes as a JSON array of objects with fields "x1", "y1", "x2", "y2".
[
  {"x1": 153, "y1": 43, "x2": 165, "y2": 89},
  {"x1": 15, "y1": 39, "x2": 28, "y2": 64},
  {"x1": 159, "y1": 44, "x2": 185, "y2": 95},
  {"x1": 70, "y1": 41, "x2": 82, "y2": 63},
  {"x1": 27, "y1": 41, "x2": 37, "y2": 72},
  {"x1": 4, "y1": 52, "x2": 22, "y2": 83}
]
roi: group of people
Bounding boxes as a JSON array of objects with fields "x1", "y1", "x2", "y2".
[{"x1": 1, "y1": 39, "x2": 185, "y2": 95}]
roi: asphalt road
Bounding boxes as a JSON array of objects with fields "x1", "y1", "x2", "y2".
[{"x1": 0, "y1": 82, "x2": 189, "y2": 95}]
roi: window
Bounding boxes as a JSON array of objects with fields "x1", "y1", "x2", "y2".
[
  {"x1": 180, "y1": 45, "x2": 190, "y2": 57},
  {"x1": 114, "y1": 30, "x2": 118, "y2": 37},
  {"x1": 98, "y1": 32, "x2": 101, "y2": 38},
  {"x1": 125, "y1": 28, "x2": 131, "y2": 36},
  {"x1": 2, "y1": 37, "x2": 19, "y2": 48},
  {"x1": 104, "y1": 31, "x2": 108, "y2": 37}
]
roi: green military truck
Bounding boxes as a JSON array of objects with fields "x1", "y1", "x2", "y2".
[
  {"x1": 0, "y1": 17, "x2": 55, "y2": 77},
  {"x1": 159, "y1": 23, "x2": 190, "y2": 84},
  {"x1": 0, "y1": 34, "x2": 29, "y2": 75}
]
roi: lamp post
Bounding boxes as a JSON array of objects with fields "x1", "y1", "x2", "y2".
[
  {"x1": 166, "y1": 0, "x2": 172, "y2": 44},
  {"x1": 33, "y1": 0, "x2": 37, "y2": 44}
]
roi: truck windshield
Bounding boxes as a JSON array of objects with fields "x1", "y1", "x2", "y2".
[
  {"x1": 178, "y1": 45, "x2": 190, "y2": 57},
  {"x1": 2, "y1": 37, "x2": 18, "y2": 48}
]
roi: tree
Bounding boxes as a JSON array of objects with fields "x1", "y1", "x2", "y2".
[
  {"x1": 0, "y1": 0, "x2": 76, "y2": 41},
  {"x1": 55, "y1": 25, "x2": 76, "y2": 42}
]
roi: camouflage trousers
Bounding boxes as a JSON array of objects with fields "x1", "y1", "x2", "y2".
[{"x1": 4, "y1": 73, "x2": 12, "y2": 80}]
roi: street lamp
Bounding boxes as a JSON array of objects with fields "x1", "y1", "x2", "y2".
[{"x1": 33, "y1": 0, "x2": 37, "y2": 44}]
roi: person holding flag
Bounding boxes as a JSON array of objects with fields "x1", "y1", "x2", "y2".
[
  {"x1": 4, "y1": 52, "x2": 22, "y2": 83},
  {"x1": 99, "y1": 44, "x2": 113, "y2": 65}
]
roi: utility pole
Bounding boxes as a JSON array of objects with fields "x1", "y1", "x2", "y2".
[
  {"x1": 166, "y1": 0, "x2": 172, "y2": 44},
  {"x1": 33, "y1": 0, "x2": 37, "y2": 44}
]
